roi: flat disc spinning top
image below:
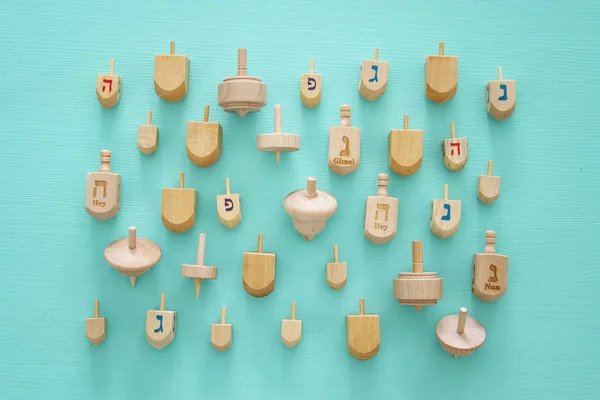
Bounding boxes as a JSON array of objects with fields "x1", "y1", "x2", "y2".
[
  {"x1": 181, "y1": 233, "x2": 218, "y2": 298},
  {"x1": 436, "y1": 307, "x2": 486, "y2": 358},
  {"x1": 104, "y1": 226, "x2": 161, "y2": 288},
  {"x1": 256, "y1": 104, "x2": 300, "y2": 163}
]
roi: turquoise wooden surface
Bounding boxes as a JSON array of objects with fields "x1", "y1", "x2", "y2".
[{"x1": 1, "y1": 1, "x2": 599, "y2": 399}]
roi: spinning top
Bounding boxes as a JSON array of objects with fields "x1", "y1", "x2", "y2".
[{"x1": 436, "y1": 307, "x2": 485, "y2": 358}]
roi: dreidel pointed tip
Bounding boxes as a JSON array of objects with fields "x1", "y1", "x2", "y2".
[
  {"x1": 195, "y1": 278, "x2": 202, "y2": 298},
  {"x1": 414, "y1": 305, "x2": 423, "y2": 312},
  {"x1": 130, "y1": 276, "x2": 136, "y2": 288},
  {"x1": 237, "y1": 109, "x2": 248, "y2": 118}
]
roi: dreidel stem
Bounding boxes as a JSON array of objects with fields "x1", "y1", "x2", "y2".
[
  {"x1": 306, "y1": 177, "x2": 317, "y2": 198},
  {"x1": 99, "y1": 150, "x2": 111, "y2": 172},
  {"x1": 160, "y1": 294, "x2": 166, "y2": 311},
  {"x1": 404, "y1": 115, "x2": 408, "y2": 130},
  {"x1": 94, "y1": 300, "x2": 100, "y2": 318},
  {"x1": 237, "y1": 48, "x2": 247, "y2": 77},
  {"x1": 359, "y1": 298, "x2": 365, "y2": 315},
  {"x1": 439, "y1": 42, "x2": 444, "y2": 57},
  {"x1": 457, "y1": 307, "x2": 467, "y2": 334},
  {"x1": 221, "y1": 307, "x2": 227, "y2": 324},
  {"x1": 487, "y1": 160, "x2": 493, "y2": 176},
  {"x1": 225, "y1": 177, "x2": 231, "y2": 195},
  {"x1": 128, "y1": 227, "x2": 137, "y2": 287},
  {"x1": 204, "y1": 105, "x2": 209, "y2": 123},
  {"x1": 195, "y1": 233, "x2": 206, "y2": 298},
  {"x1": 179, "y1": 172, "x2": 184, "y2": 189},
  {"x1": 274, "y1": 105, "x2": 282, "y2": 163},
  {"x1": 109, "y1": 59, "x2": 115, "y2": 75},
  {"x1": 257, "y1": 234, "x2": 263, "y2": 253},
  {"x1": 310, "y1": 58, "x2": 314, "y2": 74},
  {"x1": 444, "y1": 184, "x2": 448, "y2": 201},
  {"x1": 498, "y1": 66, "x2": 503, "y2": 80},
  {"x1": 373, "y1": 48, "x2": 379, "y2": 61},
  {"x1": 333, "y1": 245, "x2": 338, "y2": 263},
  {"x1": 170, "y1": 41, "x2": 175, "y2": 55},
  {"x1": 450, "y1": 122, "x2": 456, "y2": 139},
  {"x1": 291, "y1": 302, "x2": 296, "y2": 320},
  {"x1": 412, "y1": 241, "x2": 423, "y2": 273},
  {"x1": 146, "y1": 110, "x2": 152, "y2": 126},
  {"x1": 376, "y1": 174, "x2": 389, "y2": 196}
]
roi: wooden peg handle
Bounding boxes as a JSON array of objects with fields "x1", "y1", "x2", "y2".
[
  {"x1": 306, "y1": 177, "x2": 318, "y2": 198},
  {"x1": 128, "y1": 226, "x2": 136, "y2": 249},
  {"x1": 99, "y1": 150, "x2": 111, "y2": 172},
  {"x1": 498, "y1": 66, "x2": 503, "y2": 80},
  {"x1": 487, "y1": 160, "x2": 493, "y2": 176},
  {"x1": 274, "y1": 104, "x2": 282, "y2": 133},
  {"x1": 221, "y1": 306, "x2": 226, "y2": 324},
  {"x1": 450, "y1": 122, "x2": 455, "y2": 139},
  {"x1": 412, "y1": 241, "x2": 423, "y2": 273},
  {"x1": 225, "y1": 177, "x2": 231, "y2": 195},
  {"x1": 484, "y1": 231, "x2": 497, "y2": 254},
  {"x1": 376, "y1": 174, "x2": 389, "y2": 196},
  {"x1": 179, "y1": 172, "x2": 184, "y2": 189},
  {"x1": 147, "y1": 110, "x2": 152, "y2": 126},
  {"x1": 204, "y1": 105, "x2": 209, "y2": 123},
  {"x1": 291, "y1": 302, "x2": 296, "y2": 320},
  {"x1": 443, "y1": 184, "x2": 448, "y2": 201},
  {"x1": 160, "y1": 294, "x2": 166, "y2": 311},
  {"x1": 439, "y1": 42, "x2": 444, "y2": 56},
  {"x1": 170, "y1": 41, "x2": 175, "y2": 55},
  {"x1": 404, "y1": 115, "x2": 408, "y2": 130},
  {"x1": 238, "y1": 48, "x2": 247, "y2": 77},
  {"x1": 257, "y1": 234, "x2": 263, "y2": 253},
  {"x1": 359, "y1": 298, "x2": 365, "y2": 315},
  {"x1": 457, "y1": 307, "x2": 467, "y2": 334},
  {"x1": 333, "y1": 245, "x2": 338, "y2": 263},
  {"x1": 109, "y1": 58, "x2": 115, "y2": 75},
  {"x1": 374, "y1": 48, "x2": 379, "y2": 61},
  {"x1": 310, "y1": 58, "x2": 314, "y2": 74},
  {"x1": 94, "y1": 300, "x2": 99, "y2": 318},
  {"x1": 197, "y1": 233, "x2": 206, "y2": 266}
]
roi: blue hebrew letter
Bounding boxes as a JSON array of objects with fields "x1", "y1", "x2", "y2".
[
  {"x1": 441, "y1": 204, "x2": 451, "y2": 221},
  {"x1": 498, "y1": 84, "x2": 507, "y2": 101},
  {"x1": 153, "y1": 315, "x2": 164, "y2": 333},
  {"x1": 368, "y1": 65, "x2": 379, "y2": 83}
]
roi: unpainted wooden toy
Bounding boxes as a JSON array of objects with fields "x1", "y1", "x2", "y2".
[
  {"x1": 146, "y1": 294, "x2": 177, "y2": 350},
  {"x1": 358, "y1": 48, "x2": 389, "y2": 101},
  {"x1": 218, "y1": 48, "x2": 267, "y2": 118},
  {"x1": 442, "y1": 122, "x2": 468, "y2": 172},
  {"x1": 364, "y1": 173, "x2": 398, "y2": 245},
  {"x1": 256, "y1": 104, "x2": 300, "y2": 163},
  {"x1": 300, "y1": 58, "x2": 321, "y2": 108},
  {"x1": 161, "y1": 172, "x2": 197, "y2": 233},
  {"x1": 393, "y1": 240, "x2": 443, "y2": 311},
  {"x1": 186, "y1": 105, "x2": 222, "y2": 167},
  {"x1": 96, "y1": 59, "x2": 122, "y2": 109},
  {"x1": 216, "y1": 177, "x2": 241, "y2": 229},
  {"x1": 284, "y1": 177, "x2": 338, "y2": 241},
  {"x1": 477, "y1": 160, "x2": 500, "y2": 204},
  {"x1": 486, "y1": 66, "x2": 516, "y2": 120},
  {"x1": 211, "y1": 307, "x2": 232, "y2": 352},
  {"x1": 329, "y1": 105, "x2": 360, "y2": 175},
  {"x1": 281, "y1": 302, "x2": 302, "y2": 348},
  {"x1": 326, "y1": 245, "x2": 347, "y2": 290},
  {"x1": 388, "y1": 115, "x2": 423, "y2": 176},
  {"x1": 104, "y1": 226, "x2": 162, "y2": 288},
  {"x1": 472, "y1": 231, "x2": 508, "y2": 302},
  {"x1": 154, "y1": 41, "x2": 189, "y2": 102},
  {"x1": 425, "y1": 42, "x2": 457, "y2": 103},
  {"x1": 242, "y1": 234, "x2": 276, "y2": 298},
  {"x1": 85, "y1": 300, "x2": 106, "y2": 346},
  {"x1": 138, "y1": 110, "x2": 158, "y2": 155},
  {"x1": 436, "y1": 307, "x2": 486, "y2": 358},
  {"x1": 430, "y1": 184, "x2": 461, "y2": 239},
  {"x1": 346, "y1": 298, "x2": 380, "y2": 361},
  {"x1": 85, "y1": 150, "x2": 121, "y2": 220},
  {"x1": 181, "y1": 233, "x2": 218, "y2": 298}
]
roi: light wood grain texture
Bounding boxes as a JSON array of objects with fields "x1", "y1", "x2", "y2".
[
  {"x1": 216, "y1": 177, "x2": 241, "y2": 229},
  {"x1": 425, "y1": 42, "x2": 457, "y2": 103},
  {"x1": 388, "y1": 115, "x2": 423, "y2": 176},
  {"x1": 364, "y1": 173, "x2": 398, "y2": 244},
  {"x1": 85, "y1": 300, "x2": 106, "y2": 346},
  {"x1": 486, "y1": 66, "x2": 516, "y2": 120},
  {"x1": 281, "y1": 302, "x2": 302, "y2": 348},
  {"x1": 442, "y1": 122, "x2": 468, "y2": 172},
  {"x1": 430, "y1": 184, "x2": 461, "y2": 239},
  {"x1": 326, "y1": 244, "x2": 347, "y2": 290},
  {"x1": 211, "y1": 307, "x2": 232, "y2": 352},
  {"x1": 346, "y1": 298, "x2": 380, "y2": 361},
  {"x1": 146, "y1": 294, "x2": 177, "y2": 350},
  {"x1": 95, "y1": 58, "x2": 121, "y2": 109},
  {"x1": 358, "y1": 48, "x2": 389, "y2": 101},
  {"x1": 154, "y1": 41, "x2": 189, "y2": 102},
  {"x1": 85, "y1": 150, "x2": 121, "y2": 220},
  {"x1": 137, "y1": 110, "x2": 158, "y2": 155},
  {"x1": 181, "y1": 233, "x2": 218, "y2": 298},
  {"x1": 393, "y1": 240, "x2": 443, "y2": 311},
  {"x1": 186, "y1": 105, "x2": 222, "y2": 167},
  {"x1": 161, "y1": 172, "x2": 197, "y2": 233},
  {"x1": 436, "y1": 307, "x2": 486, "y2": 359},
  {"x1": 329, "y1": 105, "x2": 360, "y2": 175},
  {"x1": 300, "y1": 58, "x2": 321, "y2": 108},
  {"x1": 284, "y1": 177, "x2": 338, "y2": 241},
  {"x1": 104, "y1": 226, "x2": 161, "y2": 288},
  {"x1": 218, "y1": 48, "x2": 267, "y2": 118},
  {"x1": 477, "y1": 160, "x2": 500, "y2": 204},
  {"x1": 242, "y1": 234, "x2": 276, "y2": 297},
  {"x1": 472, "y1": 231, "x2": 508, "y2": 302},
  {"x1": 256, "y1": 104, "x2": 300, "y2": 163}
]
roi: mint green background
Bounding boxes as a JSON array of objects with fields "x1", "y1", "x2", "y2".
[{"x1": 1, "y1": 1, "x2": 599, "y2": 399}]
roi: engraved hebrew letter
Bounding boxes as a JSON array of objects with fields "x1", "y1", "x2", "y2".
[
  {"x1": 339, "y1": 136, "x2": 350, "y2": 157},
  {"x1": 488, "y1": 264, "x2": 498, "y2": 282},
  {"x1": 93, "y1": 180, "x2": 108, "y2": 198},
  {"x1": 376, "y1": 203, "x2": 390, "y2": 221}
]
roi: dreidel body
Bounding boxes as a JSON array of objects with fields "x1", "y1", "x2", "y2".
[
  {"x1": 216, "y1": 177, "x2": 242, "y2": 229},
  {"x1": 364, "y1": 174, "x2": 398, "y2": 244},
  {"x1": 346, "y1": 298, "x2": 380, "y2": 360},
  {"x1": 358, "y1": 48, "x2": 389, "y2": 101},
  {"x1": 486, "y1": 67, "x2": 516, "y2": 120},
  {"x1": 211, "y1": 307, "x2": 232, "y2": 352},
  {"x1": 161, "y1": 172, "x2": 197, "y2": 233},
  {"x1": 281, "y1": 302, "x2": 302, "y2": 348},
  {"x1": 138, "y1": 110, "x2": 158, "y2": 155},
  {"x1": 441, "y1": 122, "x2": 468, "y2": 172},
  {"x1": 242, "y1": 234, "x2": 276, "y2": 297},
  {"x1": 96, "y1": 59, "x2": 121, "y2": 109},
  {"x1": 187, "y1": 105, "x2": 222, "y2": 167},
  {"x1": 85, "y1": 300, "x2": 106, "y2": 346},
  {"x1": 472, "y1": 231, "x2": 508, "y2": 302},
  {"x1": 154, "y1": 41, "x2": 190, "y2": 102},
  {"x1": 146, "y1": 294, "x2": 177, "y2": 350},
  {"x1": 430, "y1": 184, "x2": 461, "y2": 239},
  {"x1": 329, "y1": 105, "x2": 360, "y2": 176},
  {"x1": 300, "y1": 58, "x2": 322, "y2": 108},
  {"x1": 425, "y1": 42, "x2": 457, "y2": 103},
  {"x1": 85, "y1": 150, "x2": 121, "y2": 220},
  {"x1": 388, "y1": 115, "x2": 423, "y2": 176},
  {"x1": 326, "y1": 245, "x2": 347, "y2": 290}
]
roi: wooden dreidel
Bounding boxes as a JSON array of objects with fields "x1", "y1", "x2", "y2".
[
  {"x1": 442, "y1": 122, "x2": 468, "y2": 172},
  {"x1": 477, "y1": 160, "x2": 501, "y2": 204},
  {"x1": 85, "y1": 150, "x2": 121, "y2": 220},
  {"x1": 154, "y1": 41, "x2": 189, "y2": 102},
  {"x1": 388, "y1": 115, "x2": 423, "y2": 176},
  {"x1": 216, "y1": 177, "x2": 242, "y2": 229},
  {"x1": 358, "y1": 48, "x2": 389, "y2": 101},
  {"x1": 104, "y1": 226, "x2": 162, "y2": 288},
  {"x1": 328, "y1": 105, "x2": 360, "y2": 176},
  {"x1": 300, "y1": 58, "x2": 322, "y2": 108},
  {"x1": 436, "y1": 307, "x2": 486, "y2": 359},
  {"x1": 281, "y1": 302, "x2": 302, "y2": 348},
  {"x1": 393, "y1": 241, "x2": 443, "y2": 311},
  {"x1": 85, "y1": 300, "x2": 106, "y2": 346},
  {"x1": 96, "y1": 59, "x2": 122, "y2": 109},
  {"x1": 472, "y1": 231, "x2": 508, "y2": 302},
  {"x1": 186, "y1": 105, "x2": 222, "y2": 167},
  {"x1": 486, "y1": 66, "x2": 516, "y2": 120},
  {"x1": 211, "y1": 307, "x2": 232, "y2": 352},
  {"x1": 425, "y1": 42, "x2": 457, "y2": 103},
  {"x1": 181, "y1": 233, "x2": 218, "y2": 298},
  {"x1": 138, "y1": 110, "x2": 158, "y2": 155},
  {"x1": 242, "y1": 234, "x2": 276, "y2": 297},
  {"x1": 326, "y1": 245, "x2": 347, "y2": 290},
  {"x1": 256, "y1": 104, "x2": 300, "y2": 163},
  {"x1": 161, "y1": 172, "x2": 197, "y2": 233},
  {"x1": 146, "y1": 294, "x2": 177, "y2": 350},
  {"x1": 364, "y1": 174, "x2": 398, "y2": 245},
  {"x1": 430, "y1": 184, "x2": 461, "y2": 239},
  {"x1": 218, "y1": 48, "x2": 267, "y2": 118},
  {"x1": 284, "y1": 177, "x2": 338, "y2": 241},
  {"x1": 346, "y1": 298, "x2": 380, "y2": 360}
]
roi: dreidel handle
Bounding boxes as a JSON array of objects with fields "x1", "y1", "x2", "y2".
[
  {"x1": 450, "y1": 122, "x2": 456, "y2": 140},
  {"x1": 128, "y1": 226, "x2": 136, "y2": 249},
  {"x1": 146, "y1": 110, "x2": 152, "y2": 126},
  {"x1": 443, "y1": 184, "x2": 448, "y2": 201},
  {"x1": 457, "y1": 307, "x2": 467, "y2": 334},
  {"x1": 221, "y1": 307, "x2": 227, "y2": 324},
  {"x1": 94, "y1": 300, "x2": 100, "y2": 318},
  {"x1": 404, "y1": 115, "x2": 408, "y2": 130},
  {"x1": 487, "y1": 160, "x2": 493, "y2": 176},
  {"x1": 333, "y1": 245, "x2": 339, "y2": 263},
  {"x1": 257, "y1": 234, "x2": 263, "y2": 253},
  {"x1": 179, "y1": 172, "x2": 185, "y2": 189},
  {"x1": 160, "y1": 294, "x2": 166, "y2": 311},
  {"x1": 225, "y1": 177, "x2": 231, "y2": 195},
  {"x1": 412, "y1": 241, "x2": 423, "y2": 273},
  {"x1": 359, "y1": 298, "x2": 365, "y2": 315},
  {"x1": 498, "y1": 66, "x2": 503, "y2": 81},
  {"x1": 310, "y1": 58, "x2": 314, "y2": 74},
  {"x1": 170, "y1": 41, "x2": 175, "y2": 55},
  {"x1": 439, "y1": 42, "x2": 444, "y2": 57},
  {"x1": 204, "y1": 105, "x2": 209, "y2": 123},
  {"x1": 291, "y1": 302, "x2": 296, "y2": 320},
  {"x1": 237, "y1": 48, "x2": 247, "y2": 77},
  {"x1": 109, "y1": 59, "x2": 115, "y2": 75}
]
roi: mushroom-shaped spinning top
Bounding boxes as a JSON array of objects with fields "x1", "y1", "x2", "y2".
[
  {"x1": 436, "y1": 307, "x2": 486, "y2": 358},
  {"x1": 283, "y1": 177, "x2": 337, "y2": 241},
  {"x1": 104, "y1": 226, "x2": 162, "y2": 288}
]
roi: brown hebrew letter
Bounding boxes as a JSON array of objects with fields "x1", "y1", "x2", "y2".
[
  {"x1": 93, "y1": 180, "x2": 108, "y2": 198},
  {"x1": 488, "y1": 264, "x2": 498, "y2": 282},
  {"x1": 375, "y1": 203, "x2": 390, "y2": 221},
  {"x1": 339, "y1": 136, "x2": 350, "y2": 157}
]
